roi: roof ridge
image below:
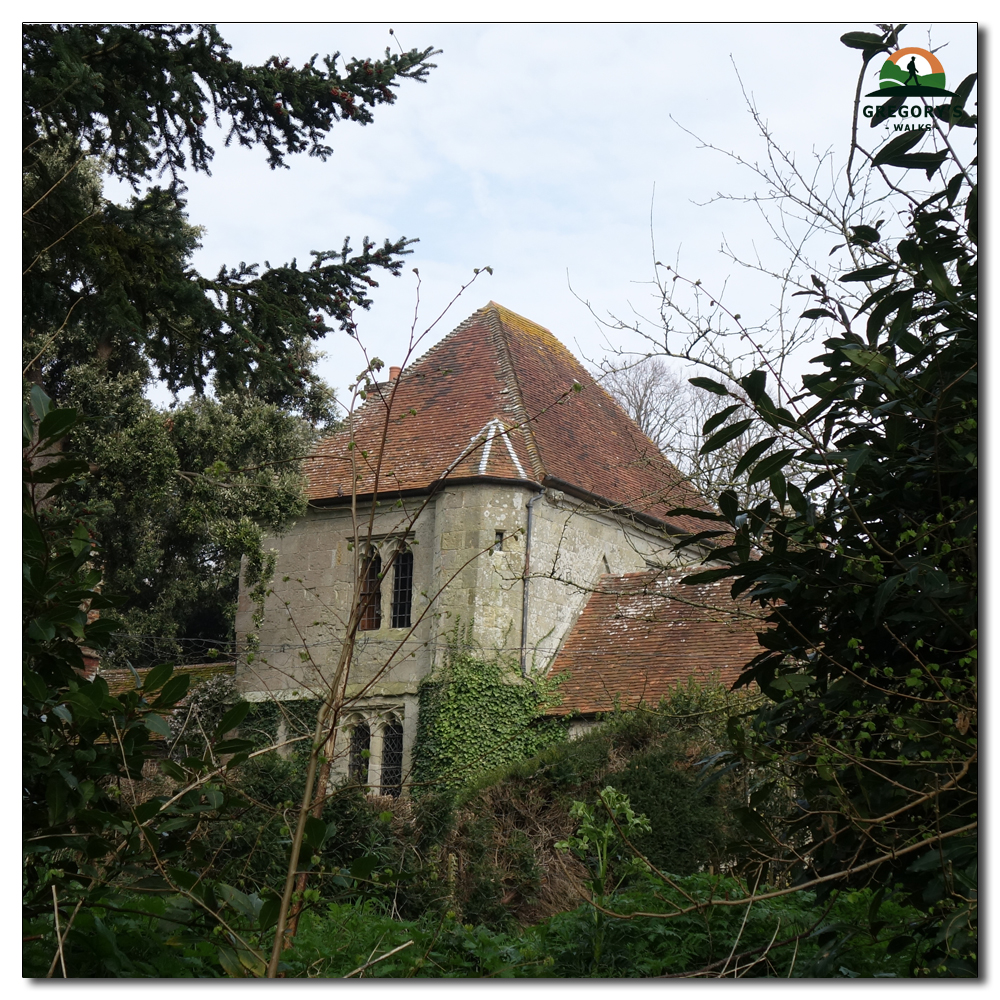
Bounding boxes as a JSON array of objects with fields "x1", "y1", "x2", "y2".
[
  {"x1": 483, "y1": 303, "x2": 546, "y2": 483},
  {"x1": 400, "y1": 301, "x2": 495, "y2": 372},
  {"x1": 486, "y1": 300, "x2": 557, "y2": 336}
]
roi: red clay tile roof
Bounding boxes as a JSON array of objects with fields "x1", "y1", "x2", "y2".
[
  {"x1": 305, "y1": 302, "x2": 717, "y2": 535},
  {"x1": 99, "y1": 662, "x2": 236, "y2": 698},
  {"x1": 546, "y1": 570, "x2": 764, "y2": 715},
  {"x1": 91, "y1": 662, "x2": 236, "y2": 743}
]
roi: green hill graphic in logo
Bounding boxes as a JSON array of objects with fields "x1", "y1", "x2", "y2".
[{"x1": 866, "y1": 47, "x2": 954, "y2": 98}]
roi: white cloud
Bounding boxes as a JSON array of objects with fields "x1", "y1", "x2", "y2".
[{"x1": 113, "y1": 22, "x2": 976, "y2": 396}]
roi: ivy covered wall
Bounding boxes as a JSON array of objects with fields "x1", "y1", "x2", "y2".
[{"x1": 412, "y1": 640, "x2": 568, "y2": 792}]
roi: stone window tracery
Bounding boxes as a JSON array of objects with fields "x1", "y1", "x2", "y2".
[
  {"x1": 359, "y1": 549, "x2": 382, "y2": 631},
  {"x1": 391, "y1": 548, "x2": 413, "y2": 629},
  {"x1": 381, "y1": 716, "x2": 404, "y2": 796},
  {"x1": 342, "y1": 711, "x2": 406, "y2": 795}
]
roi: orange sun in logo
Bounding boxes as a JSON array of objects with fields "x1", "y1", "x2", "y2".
[{"x1": 887, "y1": 47, "x2": 944, "y2": 76}]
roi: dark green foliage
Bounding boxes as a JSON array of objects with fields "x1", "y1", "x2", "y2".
[
  {"x1": 22, "y1": 879, "x2": 923, "y2": 978},
  {"x1": 612, "y1": 748, "x2": 730, "y2": 875},
  {"x1": 23, "y1": 23, "x2": 433, "y2": 182},
  {"x1": 22, "y1": 898, "x2": 222, "y2": 978},
  {"x1": 59, "y1": 380, "x2": 314, "y2": 659},
  {"x1": 276, "y1": 879, "x2": 923, "y2": 977},
  {"x1": 396, "y1": 681, "x2": 750, "y2": 930},
  {"x1": 241, "y1": 697, "x2": 322, "y2": 754},
  {"x1": 23, "y1": 391, "x2": 164, "y2": 895},
  {"x1": 682, "y1": 37, "x2": 977, "y2": 975},
  {"x1": 24, "y1": 23, "x2": 437, "y2": 412},
  {"x1": 204, "y1": 755, "x2": 350, "y2": 895},
  {"x1": 184, "y1": 700, "x2": 397, "y2": 897},
  {"x1": 22, "y1": 392, "x2": 275, "y2": 978},
  {"x1": 23, "y1": 23, "x2": 438, "y2": 662}
]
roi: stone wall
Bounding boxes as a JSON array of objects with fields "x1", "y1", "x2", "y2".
[
  {"x1": 235, "y1": 482, "x2": 704, "y2": 783},
  {"x1": 523, "y1": 489, "x2": 688, "y2": 671}
]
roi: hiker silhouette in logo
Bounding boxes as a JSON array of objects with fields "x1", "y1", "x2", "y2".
[{"x1": 903, "y1": 56, "x2": 920, "y2": 87}]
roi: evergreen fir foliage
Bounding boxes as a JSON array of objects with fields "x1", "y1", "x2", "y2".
[
  {"x1": 23, "y1": 23, "x2": 438, "y2": 652},
  {"x1": 23, "y1": 23, "x2": 437, "y2": 413},
  {"x1": 23, "y1": 24, "x2": 440, "y2": 977}
]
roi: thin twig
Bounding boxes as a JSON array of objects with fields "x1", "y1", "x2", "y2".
[
  {"x1": 23, "y1": 155, "x2": 83, "y2": 217},
  {"x1": 719, "y1": 867, "x2": 762, "y2": 976},
  {"x1": 786, "y1": 934, "x2": 800, "y2": 978},
  {"x1": 592, "y1": 820, "x2": 977, "y2": 923},
  {"x1": 343, "y1": 939, "x2": 414, "y2": 978},
  {"x1": 45, "y1": 894, "x2": 84, "y2": 978},
  {"x1": 110, "y1": 716, "x2": 137, "y2": 806},
  {"x1": 166, "y1": 703, "x2": 195, "y2": 757},
  {"x1": 22, "y1": 296, "x2": 84, "y2": 376},
  {"x1": 47, "y1": 886, "x2": 66, "y2": 978},
  {"x1": 23, "y1": 209, "x2": 101, "y2": 275}
]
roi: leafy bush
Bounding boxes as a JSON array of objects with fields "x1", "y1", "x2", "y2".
[
  {"x1": 384, "y1": 680, "x2": 754, "y2": 929},
  {"x1": 668, "y1": 27, "x2": 978, "y2": 975},
  {"x1": 279, "y1": 878, "x2": 924, "y2": 978},
  {"x1": 23, "y1": 895, "x2": 222, "y2": 978},
  {"x1": 612, "y1": 748, "x2": 730, "y2": 875}
]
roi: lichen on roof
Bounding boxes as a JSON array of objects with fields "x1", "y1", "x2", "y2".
[
  {"x1": 547, "y1": 570, "x2": 764, "y2": 716},
  {"x1": 304, "y1": 302, "x2": 718, "y2": 535}
]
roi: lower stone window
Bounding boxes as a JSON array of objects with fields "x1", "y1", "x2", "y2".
[
  {"x1": 381, "y1": 718, "x2": 404, "y2": 797},
  {"x1": 348, "y1": 720, "x2": 370, "y2": 782},
  {"x1": 344, "y1": 712, "x2": 406, "y2": 794}
]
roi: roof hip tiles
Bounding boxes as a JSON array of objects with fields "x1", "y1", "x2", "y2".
[{"x1": 304, "y1": 302, "x2": 718, "y2": 534}]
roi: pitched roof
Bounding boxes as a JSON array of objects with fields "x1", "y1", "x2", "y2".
[
  {"x1": 546, "y1": 570, "x2": 764, "y2": 715},
  {"x1": 90, "y1": 663, "x2": 236, "y2": 745},
  {"x1": 305, "y1": 302, "x2": 716, "y2": 534},
  {"x1": 98, "y1": 662, "x2": 236, "y2": 698}
]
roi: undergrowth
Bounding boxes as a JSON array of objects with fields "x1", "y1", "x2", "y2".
[{"x1": 280, "y1": 877, "x2": 925, "y2": 978}]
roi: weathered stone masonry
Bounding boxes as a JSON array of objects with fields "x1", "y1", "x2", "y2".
[{"x1": 236, "y1": 302, "x2": 756, "y2": 791}]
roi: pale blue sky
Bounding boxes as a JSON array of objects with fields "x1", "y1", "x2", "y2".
[{"x1": 93, "y1": 19, "x2": 978, "y2": 407}]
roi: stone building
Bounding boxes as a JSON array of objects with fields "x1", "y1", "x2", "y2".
[{"x1": 235, "y1": 302, "x2": 760, "y2": 792}]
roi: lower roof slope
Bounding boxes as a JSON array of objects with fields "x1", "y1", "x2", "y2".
[
  {"x1": 547, "y1": 570, "x2": 763, "y2": 715},
  {"x1": 304, "y1": 302, "x2": 717, "y2": 535}
]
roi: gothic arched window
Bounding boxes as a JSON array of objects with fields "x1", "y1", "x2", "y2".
[
  {"x1": 381, "y1": 718, "x2": 404, "y2": 797},
  {"x1": 359, "y1": 549, "x2": 381, "y2": 631},
  {"x1": 348, "y1": 720, "x2": 371, "y2": 782}
]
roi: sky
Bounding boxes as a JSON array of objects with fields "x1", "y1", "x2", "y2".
[{"x1": 110, "y1": 17, "x2": 978, "y2": 411}]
